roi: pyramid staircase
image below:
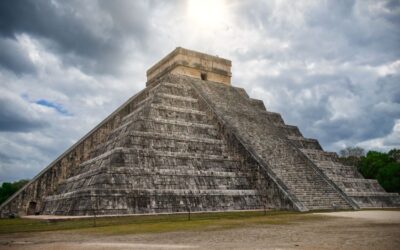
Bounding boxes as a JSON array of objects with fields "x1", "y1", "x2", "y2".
[
  {"x1": 187, "y1": 75, "x2": 355, "y2": 211},
  {"x1": 299, "y1": 148, "x2": 400, "y2": 208},
  {"x1": 187, "y1": 75, "x2": 399, "y2": 209}
]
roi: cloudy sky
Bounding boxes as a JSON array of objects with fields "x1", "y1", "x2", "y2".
[{"x1": 0, "y1": 0, "x2": 399, "y2": 183}]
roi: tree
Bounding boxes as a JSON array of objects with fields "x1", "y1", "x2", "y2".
[
  {"x1": 357, "y1": 150, "x2": 400, "y2": 193},
  {"x1": 377, "y1": 162, "x2": 400, "y2": 193},
  {"x1": 388, "y1": 149, "x2": 400, "y2": 162},
  {"x1": 0, "y1": 179, "x2": 30, "y2": 205},
  {"x1": 358, "y1": 151, "x2": 392, "y2": 179}
]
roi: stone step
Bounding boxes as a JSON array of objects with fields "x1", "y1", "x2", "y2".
[
  {"x1": 118, "y1": 116, "x2": 216, "y2": 133},
  {"x1": 262, "y1": 111, "x2": 285, "y2": 125},
  {"x1": 149, "y1": 104, "x2": 210, "y2": 124},
  {"x1": 149, "y1": 81, "x2": 191, "y2": 97},
  {"x1": 108, "y1": 116, "x2": 218, "y2": 139},
  {"x1": 118, "y1": 81, "x2": 183, "y2": 120},
  {"x1": 306, "y1": 204, "x2": 349, "y2": 210},
  {"x1": 153, "y1": 93, "x2": 199, "y2": 110},
  {"x1": 60, "y1": 176, "x2": 255, "y2": 194},
  {"x1": 91, "y1": 118, "x2": 221, "y2": 157},
  {"x1": 275, "y1": 124, "x2": 303, "y2": 137},
  {"x1": 271, "y1": 164, "x2": 351, "y2": 209},
  {"x1": 151, "y1": 104, "x2": 206, "y2": 115},
  {"x1": 95, "y1": 140, "x2": 226, "y2": 160},
  {"x1": 337, "y1": 182, "x2": 386, "y2": 193},
  {"x1": 120, "y1": 96, "x2": 152, "y2": 122},
  {"x1": 156, "y1": 92, "x2": 198, "y2": 103},
  {"x1": 129, "y1": 130, "x2": 223, "y2": 144},
  {"x1": 351, "y1": 194, "x2": 400, "y2": 208},
  {"x1": 127, "y1": 118, "x2": 219, "y2": 139},
  {"x1": 149, "y1": 81, "x2": 187, "y2": 91},
  {"x1": 287, "y1": 136, "x2": 322, "y2": 150},
  {"x1": 249, "y1": 98, "x2": 266, "y2": 110},
  {"x1": 81, "y1": 147, "x2": 240, "y2": 168},
  {"x1": 300, "y1": 149, "x2": 339, "y2": 162},
  {"x1": 62, "y1": 166, "x2": 253, "y2": 184},
  {"x1": 314, "y1": 160, "x2": 358, "y2": 170},
  {"x1": 119, "y1": 81, "x2": 195, "y2": 124},
  {"x1": 329, "y1": 177, "x2": 385, "y2": 193},
  {"x1": 295, "y1": 197, "x2": 348, "y2": 204},
  {"x1": 45, "y1": 188, "x2": 259, "y2": 201},
  {"x1": 43, "y1": 189, "x2": 264, "y2": 215},
  {"x1": 314, "y1": 161, "x2": 363, "y2": 179},
  {"x1": 128, "y1": 129, "x2": 223, "y2": 148},
  {"x1": 331, "y1": 177, "x2": 379, "y2": 184},
  {"x1": 63, "y1": 177, "x2": 254, "y2": 192},
  {"x1": 60, "y1": 164, "x2": 251, "y2": 190},
  {"x1": 346, "y1": 192, "x2": 400, "y2": 197}
]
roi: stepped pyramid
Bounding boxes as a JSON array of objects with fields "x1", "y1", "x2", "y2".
[{"x1": 1, "y1": 47, "x2": 399, "y2": 217}]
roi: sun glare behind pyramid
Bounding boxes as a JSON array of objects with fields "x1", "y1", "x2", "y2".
[{"x1": 187, "y1": 0, "x2": 228, "y2": 28}]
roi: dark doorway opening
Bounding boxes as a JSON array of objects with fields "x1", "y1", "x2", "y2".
[
  {"x1": 201, "y1": 73, "x2": 207, "y2": 81},
  {"x1": 27, "y1": 201, "x2": 37, "y2": 215}
]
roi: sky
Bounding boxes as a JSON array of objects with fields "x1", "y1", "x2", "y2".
[{"x1": 0, "y1": 0, "x2": 399, "y2": 183}]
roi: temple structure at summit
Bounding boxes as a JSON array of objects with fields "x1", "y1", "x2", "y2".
[{"x1": 1, "y1": 47, "x2": 399, "y2": 217}]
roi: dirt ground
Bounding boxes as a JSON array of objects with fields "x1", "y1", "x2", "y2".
[{"x1": 1, "y1": 211, "x2": 399, "y2": 250}]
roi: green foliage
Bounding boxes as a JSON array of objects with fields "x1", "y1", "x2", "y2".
[
  {"x1": 376, "y1": 162, "x2": 400, "y2": 193},
  {"x1": 388, "y1": 149, "x2": 400, "y2": 162},
  {"x1": 0, "y1": 179, "x2": 30, "y2": 205},
  {"x1": 357, "y1": 149, "x2": 400, "y2": 193}
]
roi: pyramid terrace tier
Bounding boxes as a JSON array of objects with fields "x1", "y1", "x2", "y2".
[{"x1": 43, "y1": 189, "x2": 264, "y2": 216}]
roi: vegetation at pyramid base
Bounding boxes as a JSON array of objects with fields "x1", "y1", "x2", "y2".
[
  {"x1": 0, "y1": 179, "x2": 30, "y2": 205},
  {"x1": 339, "y1": 148, "x2": 400, "y2": 193},
  {"x1": 358, "y1": 149, "x2": 400, "y2": 193}
]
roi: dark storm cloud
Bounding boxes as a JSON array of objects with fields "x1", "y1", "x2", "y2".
[
  {"x1": 0, "y1": 0, "x2": 153, "y2": 74},
  {"x1": 0, "y1": 37, "x2": 36, "y2": 74},
  {"x1": 303, "y1": 0, "x2": 400, "y2": 64},
  {"x1": 0, "y1": 0, "x2": 101, "y2": 55},
  {"x1": 234, "y1": 0, "x2": 400, "y2": 65},
  {"x1": 377, "y1": 74, "x2": 400, "y2": 103},
  {"x1": 252, "y1": 69, "x2": 400, "y2": 150},
  {"x1": 230, "y1": 0, "x2": 400, "y2": 150},
  {"x1": 0, "y1": 93, "x2": 47, "y2": 132}
]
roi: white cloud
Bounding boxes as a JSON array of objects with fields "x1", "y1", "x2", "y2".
[
  {"x1": 0, "y1": 0, "x2": 399, "y2": 183},
  {"x1": 358, "y1": 119, "x2": 400, "y2": 151}
]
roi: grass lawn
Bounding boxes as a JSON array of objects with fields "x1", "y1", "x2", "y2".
[{"x1": 0, "y1": 210, "x2": 327, "y2": 235}]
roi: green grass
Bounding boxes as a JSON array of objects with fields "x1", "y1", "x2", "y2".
[{"x1": 0, "y1": 210, "x2": 327, "y2": 235}]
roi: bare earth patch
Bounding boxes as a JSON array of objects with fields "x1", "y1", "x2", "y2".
[{"x1": 1, "y1": 210, "x2": 399, "y2": 250}]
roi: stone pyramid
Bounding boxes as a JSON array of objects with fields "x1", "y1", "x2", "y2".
[{"x1": 1, "y1": 48, "x2": 399, "y2": 217}]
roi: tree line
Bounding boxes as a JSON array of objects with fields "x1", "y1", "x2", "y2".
[
  {"x1": 0, "y1": 179, "x2": 30, "y2": 205},
  {"x1": 339, "y1": 147, "x2": 400, "y2": 193}
]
